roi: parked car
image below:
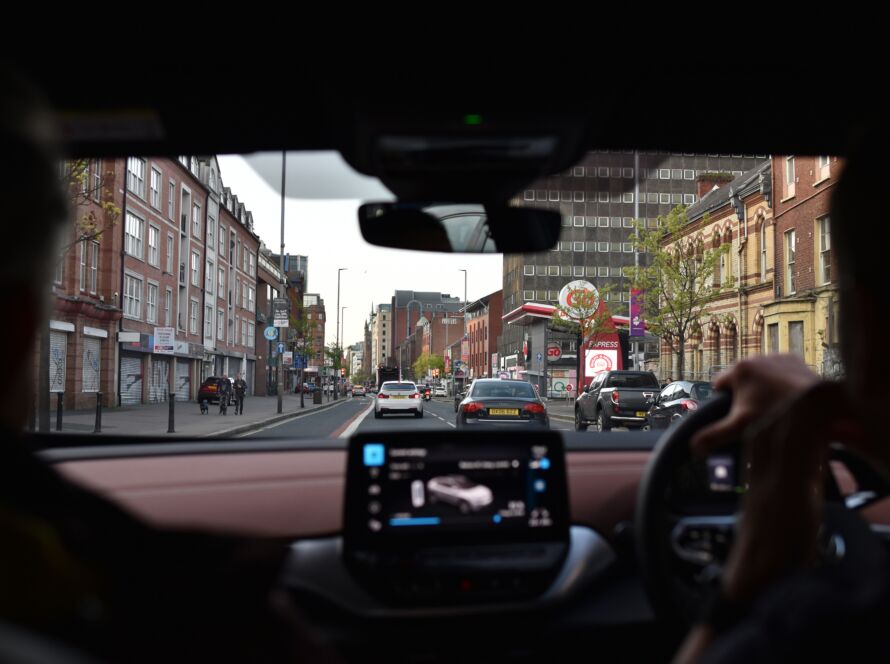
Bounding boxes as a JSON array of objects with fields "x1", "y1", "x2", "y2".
[
  {"x1": 575, "y1": 371, "x2": 660, "y2": 431},
  {"x1": 294, "y1": 382, "x2": 317, "y2": 394},
  {"x1": 374, "y1": 381, "x2": 423, "y2": 418},
  {"x1": 456, "y1": 378, "x2": 549, "y2": 428},
  {"x1": 646, "y1": 381, "x2": 716, "y2": 429},
  {"x1": 427, "y1": 475, "x2": 493, "y2": 514},
  {"x1": 433, "y1": 385, "x2": 447, "y2": 397},
  {"x1": 198, "y1": 376, "x2": 236, "y2": 405}
]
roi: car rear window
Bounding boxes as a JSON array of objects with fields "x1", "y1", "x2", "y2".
[
  {"x1": 691, "y1": 384, "x2": 715, "y2": 400},
  {"x1": 471, "y1": 382, "x2": 536, "y2": 398},
  {"x1": 603, "y1": 373, "x2": 660, "y2": 388},
  {"x1": 385, "y1": 383, "x2": 417, "y2": 391}
]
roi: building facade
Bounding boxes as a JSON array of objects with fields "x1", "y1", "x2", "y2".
[
  {"x1": 465, "y1": 290, "x2": 504, "y2": 379},
  {"x1": 370, "y1": 303, "x2": 391, "y2": 367},
  {"x1": 254, "y1": 245, "x2": 284, "y2": 395}
]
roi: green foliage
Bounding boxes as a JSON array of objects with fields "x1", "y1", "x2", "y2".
[
  {"x1": 60, "y1": 159, "x2": 121, "y2": 253},
  {"x1": 412, "y1": 353, "x2": 444, "y2": 381},
  {"x1": 627, "y1": 205, "x2": 733, "y2": 375},
  {"x1": 325, "y1": 342, "x2": 344, "y2": 370}
]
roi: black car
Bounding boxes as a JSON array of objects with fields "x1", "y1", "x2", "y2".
[
  {"x1": 197, "y1": 376, "x2": 235, "y2": 405},
  {"x1": 456, "y1": 379, "x2": 549, "y2": 428},
  {"x1": 646, "y1": 381, "x2": 716, "y2": 429}
]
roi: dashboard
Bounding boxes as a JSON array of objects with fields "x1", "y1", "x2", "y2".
[{"x1": 36, "y1": 431, "x2": 890, "y2": 663}]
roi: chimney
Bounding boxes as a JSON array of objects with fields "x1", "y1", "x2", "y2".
[{"x1": 697, "y1": 172, "x2": 735, "y2": 199}]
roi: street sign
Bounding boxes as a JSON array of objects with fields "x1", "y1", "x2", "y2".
[
  {"x1": 264, "y1": 326, "x2": 278, "y2": 341},
  {"x1": 536, "y1": 352, "x2": 543, "y2": 363},
  {"x1": 546, "y1": 343, "x2": 562, "y2": 360},
  {"x1": 277, "y1": 342, "x2": 285, "y2": 354},
  {"x1": 566, "y1": 383, "x2": 574, "y2": 392},
  {"x1": 282, "y1": 352, "x2": 293, "y2": 366},
  {"x1": 442, "y1": 318, "x2": 459, "y2": 324}
]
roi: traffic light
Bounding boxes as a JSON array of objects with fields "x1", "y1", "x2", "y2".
[
  {"x1": 432, "y1": 368, "x2": 439, "y2": 378},
  {"x1": 340, "y1": 367, "x2": 346, "y2": 377}
]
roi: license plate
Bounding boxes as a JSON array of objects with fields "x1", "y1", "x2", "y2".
[
  {"x1": 490, "y1": 408, "x2": 519, "y2": 416},
  {"x1": 392, "y1": 395, "x2": 406, "y2": 399},
  {"x1": 636, "y1": 411, "x2": 647, "y2": 417}
]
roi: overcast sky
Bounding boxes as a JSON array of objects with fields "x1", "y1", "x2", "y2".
[{"x1": 216, "y1": 152, "x2": 504, "y2": 349}]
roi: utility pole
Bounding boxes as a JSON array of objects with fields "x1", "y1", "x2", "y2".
[{"x1": 277, "y1": 152, "x2": 286, "y2": 414}]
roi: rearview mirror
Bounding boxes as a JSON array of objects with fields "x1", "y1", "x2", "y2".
[{"x1": 358, "y1": 202, "x2": 561, "y2": 253}]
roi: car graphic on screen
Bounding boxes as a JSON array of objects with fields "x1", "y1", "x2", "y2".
[{"x1": 427, "y1": 475, "x2": 494, "y2": 514}]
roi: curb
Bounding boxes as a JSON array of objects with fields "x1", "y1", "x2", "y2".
[{"x1": 201, "y1": 398, "x2": 348, "y2": 438}]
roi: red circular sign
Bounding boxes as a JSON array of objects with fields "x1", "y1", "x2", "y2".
[
  {"x1": 566, "y1": 383, "x2": 574, "y2": 392},
  {"x1": 588, "y1": 353, "x2": 613, "y2": 374},
  {"x1": 546, "y1": 343, "x2": 561, "y2": 360}
]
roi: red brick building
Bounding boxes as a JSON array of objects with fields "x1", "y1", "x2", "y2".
[{"x1": 465, "y1": 290, "x2": 503, "y2": 379}]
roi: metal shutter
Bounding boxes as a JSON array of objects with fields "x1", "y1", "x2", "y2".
[
  {"x1": 176, "y1": 360, "x2": 191, "y2": 402},
  {"x1": 82, "y1": 338, "x2": 100, "y2": 393},
  {"x1": 120, "y1": 354, "x2": 143, "y2": 405},
  {"x1": 149, "y1": 357, "x2": 170, "y2": 403},
  {"x1": 49, "y1": 331, "x2": 67, "y2": 393}
]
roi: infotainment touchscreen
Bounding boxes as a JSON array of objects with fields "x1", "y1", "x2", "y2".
[{"x1": 343, "y1": 431, "x2": 569, "y2": 549}]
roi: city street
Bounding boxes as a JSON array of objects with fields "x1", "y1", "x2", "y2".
[{"x1": 243, "y1": 395, "x2": 575, "y2": 439}]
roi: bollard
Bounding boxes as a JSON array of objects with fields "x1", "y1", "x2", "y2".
[
  {"x1": 94, "y1": 392, "x2": 103, "y2": 433},
  {"x1": 56, "y1": 392, "x2": 63, "y2": 431},
  {"x1": 167, "y1": 390, "x2": 175, "y2": 434}
]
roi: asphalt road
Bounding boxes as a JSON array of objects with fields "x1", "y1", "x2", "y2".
[{"x1": 243, "y1": 396, "x2": 574, "y2": 439}]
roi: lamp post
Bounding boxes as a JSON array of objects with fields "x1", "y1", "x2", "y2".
[
  {"x1": 341, "y1": 306, "x2": 348, "y2": 390},
  {"x1": 277, "y1": 152, "x2": 286, "y2": 414},
  {"x1": 335, "y1": 268, "x2": 347, "y2": 398},
  {"x1": 458, "y1": 269, "x2": 467, "y2": 393}
]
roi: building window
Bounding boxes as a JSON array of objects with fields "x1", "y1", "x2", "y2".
[
  {"x1": 218, "y1": 267, "x2": 225, "y2": 298},
  {"x1": 249, "y1": 253, "x2": 255, "y2": 277},
  {"x1": 598, "y1": 192, "x2": 609, "y2": 203},
  {"x1": 785, "y1": 157, "x2": 796, "y2": 197},
  {"x1": 191, "y1": 251, "x2": 199, "y2": 286},
  {"x1": 165, "y1": 288, "x2": 172, "y2": 326},
  {"x1": 573, "y1": 242, "x2": 584, "y2": 252},
  {"x1": 818, "y1": 155, "x2": 831, "y2": 180},
  {"x1": 205, "y1": 305, "x2": 213, "y2": 338},
  {"x1": 598, "y1": 217, "x2": 609, "y2": 227},
  {"x1": 523, "y1": 190, "x2": 534, "y2": 201},
  {"x1": 684, "y1": 194, "x2": 696, "y2": 205},
  {"x1": 148, "y1": 226, "x2": 160, "y2": 267},
  {"x1": 523, "y1": 290, "x2": 534, "y2": 301},
  {"x1": 150, "y1": 168, "x2": 161, "y2": 208},
  {"x1": 206, "y1": 261, "x2": 213, "y2": 294},
  {"x1": 124, "y1": 274, "x2": 142, "y2": 319},
  {"x1": 219, "y1": 225, "x2": 226, "y2": 257},
  {"x1": 166, "y1": 233, "x2": 173, "y2": 274},
  {"x1": 672, "y1": 193, "x2": 682, "y2": 204},
  {"x1": 190, "y1": 300, "x2": 198, "y2": 334},
  {"x1": 817, "y1": 216, "x2": 831, "y2": 285},
  {"x1": 523, "y1": 265, "x2": 534, "y2": 276},
  {"x1": 147, "y1": 283, "x2": 158, "y2": 323},
  {"x1": 598, "y1": 242, "x2": 609, "y2": 252},
  {"x1": 573, "y1": 216, "x2": 585, "y2": 227},
  {"x1": 126, "y1": 157, "x2": 145, "y2": 198},
  {"x1": 598, "y1": 266, "x2": 609, "y2": 277},
  {"x1": 208, "y1": 215, "x2": 215, "y2": 248},
  {"x1": 125, "y1": 212, "x2": 144, "y2": 259},
  {"x1": 217, "y1": 309, "x2": 225, "y2": 340},
  {"x1": 78, "y1": 240, "x2": 87, "y2": 292},
  {"x1": 660, "y1": 169, "x2": 670, "y2": 179},
  {"x1": 684, "y1": 169, "x2": 695, "y2": 180},
  {"x1": 248, "y1": 287, "x2": 256, "y2": 312},
  {"x1": 623, "y1": 217, "x2": 634, "y2": 228},
  {"x1": 785, "y1": 229, "x2": 796, "y2": 294},
  {"x1": 789, "y1": 321, "x2": 804, "y2": 357},
  {"x1": 247, "y1": 322, "x2": 255, "y2": 347},
  {"x1": 548, "y1": 265, "x2": 559, "y2": 276},
  {"x1": 767, "y1": 323, "x2": 779, "y2": 353},
  {"x1": 549, "y1": 190, "x2": 559, "y2": 202},
  {"x1": 192, "y1": 203, "x2": 201, "y2": 238},
  {"x1": 167, "y1": 181, "x2": 175, "y2": 219},
  {"x1": 760, "y1": 223, "x2": 768, "y2": 282},
  {"x1": 623, "y1": 192, "x2": 634, "y2": 203},
  {"x1": 659, "y1": 193, "x2": 671, "y2": 204}
]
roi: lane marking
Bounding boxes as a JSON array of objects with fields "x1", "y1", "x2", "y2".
[
  {"x1": 236, "y1": 398, "x2": 351, "y2": 437},
  {"x1": 338, "y1": 401, "x2": 376, "y2": 438}
]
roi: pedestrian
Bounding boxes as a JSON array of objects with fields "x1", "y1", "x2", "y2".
[
  {"x1": 218, "y1": 374, "x2": 231, "y2": 415},
  {"x1": 233, "y1": 373, "x2": 247, "y2": 415}
]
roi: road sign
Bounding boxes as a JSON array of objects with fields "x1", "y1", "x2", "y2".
[
  {"x1": 264, "y1": 326, "x2": 278, "y2": 341},
  {"x1": 277, "y1": 342, "x2": 285, "y2": 354},
  {"x1": 282, "y1": 352, "x2": 293, "y2": 366},
  {"x1": 566, "y1": 383, "x2": 574, "y2": 392},
  {"x1": 546, "y1": 343, "x2": 562, "y2": 360},
  {"x1": 536, "y1": 352, "x2": 543, "y2": 362}
]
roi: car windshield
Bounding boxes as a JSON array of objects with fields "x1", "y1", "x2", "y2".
[
  {"x1": 30, "y1": 144, "x2": 838, "y2": 441},
  {"x1": 690, "y1": 384, "x2": 715, "y2": 401}
]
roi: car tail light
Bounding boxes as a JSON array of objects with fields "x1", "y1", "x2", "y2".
[
  {"x1": 464, "y1": 402, "x2": 484, "y2": 414},
  {"x1": 611, "y1": 389, "x2": 620, "y2": 413},
  {"x1": 377, "y1": 393, "x2": 389, "y2": 399},
  {"x1": 680, "y1": 399, "x2": 698, "y2": 411},
  {"x1": 523, "y1": 403, "x2": 546, "y2": 414},
  {"x1": 410, "y1": 393, "x2": 420, "y2": 399}
]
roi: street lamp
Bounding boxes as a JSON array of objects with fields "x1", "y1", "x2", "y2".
[
  {"x1": 335, "y1": 268, "x2": 347, "y2": 398},
  {"x1": 458, "y1": 269, "x2": 467, "y2": 393}
]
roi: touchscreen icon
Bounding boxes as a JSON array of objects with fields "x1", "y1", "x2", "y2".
[
  {"x1": 411, "y1": 480, "x2": 425, "y2": 508},
  {"x1": 363, "y1": 443, "x2": 385, "y2": 467}
]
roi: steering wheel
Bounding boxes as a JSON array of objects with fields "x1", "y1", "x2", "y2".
[{"x1": 635, "y1": 393, "x2": 889, "y2": 629}]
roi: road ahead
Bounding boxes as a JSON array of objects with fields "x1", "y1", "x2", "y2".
[{"x1": 243, "y1": 395, "x2": 574, "y2": 439}]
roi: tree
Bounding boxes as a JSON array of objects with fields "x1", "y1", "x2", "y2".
[
  {"x1": 412, "y1": 353, "x2": 444, "y2": 382},
  {"x1": 289, "y1": 313, "x2": 314, "y2": 406},
  {"x1": 59, "y1": 159, "x2": 121, "y2": 253},
  {"x1": 628, "y1": 205, "x2": 733, "y2": 379}
]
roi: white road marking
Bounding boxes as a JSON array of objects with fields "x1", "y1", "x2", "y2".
[
  {"x1": 339, "y1": 401, "x2": 376, "y2": 438},
  {"x1": 235, "y1": 399, "x2": 349, "y2": 437}
]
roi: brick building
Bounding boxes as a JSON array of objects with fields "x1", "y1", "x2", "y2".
[{"x1": 465, "y1": 290, "x2": 503, "y2": 379}]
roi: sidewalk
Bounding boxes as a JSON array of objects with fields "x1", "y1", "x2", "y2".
[
  {"x1": 544, "y1": 399, "x2": 574, "y2": 422},
  {"x1": 44, "y1": 392, "x2": 349, "y2": 438}
]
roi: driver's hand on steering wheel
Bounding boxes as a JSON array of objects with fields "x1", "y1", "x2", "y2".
[{"x1": 691, "y1": 355, "x2": 846, "y2": 605}]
